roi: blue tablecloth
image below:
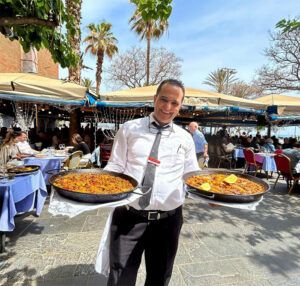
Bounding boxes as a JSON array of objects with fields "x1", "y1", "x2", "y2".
[
  {"x1": 0, "y1": 170, "x2": 47, "y2": 232},
  {"x1": 255, "y1": 153, "x2": 277, "y2": 172},
  {"x1": 234, "y1": 149, "x2": 277, "y2": 172},
  {"x1": 24, "y1": 157, "x2": 62, "y2": 185},
  {"x1": 233, "y1": 148, "x2": 244, "y2": 160}
]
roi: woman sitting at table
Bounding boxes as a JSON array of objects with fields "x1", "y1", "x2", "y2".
[
  {"x1": 0, "y1": 130, "x2": 22, "y2": 165},
  {"x1": 263, "y1": 138, "x2": 275, "y2": 153},
  {"x1": 69, "y1": 133, "x2": 90, "y2": 155}
]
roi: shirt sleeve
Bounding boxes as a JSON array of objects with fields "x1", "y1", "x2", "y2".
[{"x1": 104, "y1": 124, "x2": 128, "y2": 173}]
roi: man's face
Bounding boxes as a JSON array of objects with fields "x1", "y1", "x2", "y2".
[
  {"x1": 153, "y1": 83, "x2": 183, "y2": 125},
  {"x1": 20, "y1": 133, "x2": 27, "y2": 142},
  {"x1": 188, "y1": 123, "x2": 197, "y2": 133}
]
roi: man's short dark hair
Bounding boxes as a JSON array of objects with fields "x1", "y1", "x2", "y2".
[
  {"x1": 156, "y1": 79, "x2": 185, "y2": 101},
  {"x1": 293, "y1": 141, "x2": 300, "y2": 148}
]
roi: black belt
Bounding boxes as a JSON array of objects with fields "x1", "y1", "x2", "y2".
[{"x1": 125, "y1": 205, "x2": 178, "y2": 220}]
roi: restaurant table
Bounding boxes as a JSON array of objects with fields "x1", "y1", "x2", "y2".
[
  {"x1": 233, "y1": 149, "x2": 277, "y2": 172},
  {"x1": 0, "y1": 170, "x2": 47, "y2": 252},
  {"x1": 233, "y1": 148, "x2": 245, "y2": 160},
  {"x1": 23, "y1": 156, "x2": 64, "y2": 185}
]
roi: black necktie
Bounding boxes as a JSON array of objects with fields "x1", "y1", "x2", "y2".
[{"x1": 139, "y1": 122, "x2": 166, "y2": 209}]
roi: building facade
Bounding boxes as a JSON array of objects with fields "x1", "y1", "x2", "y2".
[{"x1": 0, "y1": 34, "x2": 59, "y2": 78}]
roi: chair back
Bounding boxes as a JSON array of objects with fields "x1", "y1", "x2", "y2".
[
  {"x1": 215, "y1": 145, "x2": 223, "y2": 156},
  {"x1": 100, "y1": 143, "x2": 112, "y2": 166},
  {"x1": 243, "y1": 148, "x2": 256, "y2": 165},
  {"x1": 63, "y1": 151, "x2": 83, "y2": 169},
  {"x1": 274, "y1": 149, "x2": 282, "y2": 154},
  {"x1": 274, "y1": 154, "x2": 293, "y2": 177}
]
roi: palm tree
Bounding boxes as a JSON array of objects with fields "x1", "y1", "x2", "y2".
[
  {"x1": 82, "y1": 77, "x2": 95, "y2": 91},
  {"x1": 83, "y1": 22, "x2": 118, "y2": 96},
  {"x1": 203, "y1": 68, "x2": 237, "y2": 94},
  {"x1": 129, "y1": 6, "x2": 168, "y2": 86}
]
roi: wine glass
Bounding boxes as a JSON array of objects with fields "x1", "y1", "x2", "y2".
[{"x1": 59, "y1": 144, "x2": 65, "y2": 150}]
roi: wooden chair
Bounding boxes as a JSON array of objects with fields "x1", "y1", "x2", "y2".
[
  {"x1": 216, "y1": 145, "x2": 233, "y2": 169},
  {"x1": 62, "y1": 151, "x2": 83, "y2": 170},
  {"x1": 100, "y1": 143, "x2": 112, "y2": 168},
  {"x1": 243, "y1": 148, "x2": 263, "y2": 177},
  {"x1": 273, "y1": 154, "x2": 300, "y2": 195}
]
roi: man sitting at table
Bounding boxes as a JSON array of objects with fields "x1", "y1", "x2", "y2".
[
  {"x1": 282, "y1": 142, "x2": 300, "y2": 176},
  {"x1": 16, "y1": 131, "x2": 39, "y2": 157}
]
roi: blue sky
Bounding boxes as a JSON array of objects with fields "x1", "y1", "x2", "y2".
[{"x1": 60, "y1": 0, "x2": 300, "y2": 96}]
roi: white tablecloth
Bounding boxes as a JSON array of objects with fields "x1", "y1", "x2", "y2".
[{"x1": 187, "y1": 193, "x2": 263, "y2": 210}]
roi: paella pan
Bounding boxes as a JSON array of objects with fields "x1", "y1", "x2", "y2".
[
  {"x1": 48, "y1": 168, "x2": 141, "y2": 203},
  {"x1": 183, "y1": 170, "x2": 270, "y2": 203},
  {"x1": 7, "y1": 165, "x2": 40, "y2": 175}
]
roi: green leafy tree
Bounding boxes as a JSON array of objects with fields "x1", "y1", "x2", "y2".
[
  {"x1": 0, "y1": 0, "x2": 80, "y2": 68},
  {"x1": 276, "y1": 18, "x2": 300, "y2": 33},
  {"x1": 66, "y1": 0, "x2": 82, "y2": 82},
  {"x1": 82, "y1": 77, "x2": 95, "y2": 92},
  {"x1": 83, "y1": 22, "x2": 118, "y2": 96},
  {"x1": 129, "y1": 0, "x2": 172, "y2": 86},
  {"x1": 203, "y1": 68, "x2": 237, "y2": 94}
]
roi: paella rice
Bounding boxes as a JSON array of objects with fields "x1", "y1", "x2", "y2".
[
  {"x1": 53, "y1": 173, "x2": 134, "y2": 194},
  {"x1": 185, "y1": 174, "x2": 265, "y2": 195}
]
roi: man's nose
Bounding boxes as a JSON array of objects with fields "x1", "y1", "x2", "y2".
[{"x1": 163, "y1": 101, "x2": 172, "y2": 111}]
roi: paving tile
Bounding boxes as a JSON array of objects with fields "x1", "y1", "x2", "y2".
[
  {"x1": 59, "y1": 231, "x2": 102, "y2": 253},
  {"x1": 74, "y1": 251, "x2": 97, "y2": 276},
  {"x1": 27, "y1": 276, "x2": 89, "y2": 286},
  {"x1": 180, "y1": 223, "x2": 199, "y2": 244},
  {"x1": 81, "y1": 215, "x2": 108, "y2": 232},
  {"x1": 7, "y1": 233, "x2": 69, "y2": 255},
  {"x1": 230, "y1": 256, "x2": 286, "y2": 280},
  {"x1": 179, "y1": 260, "x2": 242, "y2": 286},
  {"x1": 268, "y1": 274, "x2": 300, "y2": 285},
  {"x1": 229, "y1": 279, "x2": 272, "y2": 286},
  {"x1": 174, "y1": 243, "x2": 193, "y2": 265},
  {"x1": 87, "y1": 274, "x2": 108, "y2": 286},
  {"x1": 19, "y1": 216, "x2": 87, "y2": 236},
  {"x1": 183, "y1": 242, "x2": 214, "y2": 262}
]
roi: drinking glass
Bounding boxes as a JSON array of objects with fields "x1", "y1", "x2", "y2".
[{"x1": 59, "y1": 144, "x2": 65, "y2": 150}]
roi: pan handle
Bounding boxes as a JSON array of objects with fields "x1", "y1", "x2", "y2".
[
  {"x1": 188, "y1": 189, "x2": 215, "y2": 199},
  {"x1": 45, "y1": 168, "x2": 66, "y2": 175},
  {"x1": 131, "y1": 186, "x2": 152, "y2": 196}
]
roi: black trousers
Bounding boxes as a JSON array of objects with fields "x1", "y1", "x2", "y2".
[{"x1": 107, "y1": 205, "x2": 183, "y2": 286}]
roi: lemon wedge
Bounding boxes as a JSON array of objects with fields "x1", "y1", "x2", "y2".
[
  {"x1": 224, "y1": 174, "x2": 238, "y2": 184},
  {"x1": 199, "y1": 183, "x2": 211, "y2": 191}
]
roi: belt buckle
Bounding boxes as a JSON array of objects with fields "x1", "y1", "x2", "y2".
[{"x1": 148, "y1": 211, "x2": 160, "y2": 220}]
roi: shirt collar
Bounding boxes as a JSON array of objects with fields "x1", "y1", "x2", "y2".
[{"x1": 149, "y1": 113, "x2": 173, "y2": 132}]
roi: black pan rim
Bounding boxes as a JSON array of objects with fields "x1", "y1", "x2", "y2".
[
  {"x1": 183, "y1": 170, "x2": 270, "y2": 203},
  {"x1": 8, "y1": 165, "x2": 40, "y2": 174},
  {"x1": 49, "y1": 169, "x2": 139, "y2": 203}
]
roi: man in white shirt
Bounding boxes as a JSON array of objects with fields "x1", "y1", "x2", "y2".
[
  {"x1": 105, "y1": 79, "x2": 200, "y2": 285},
  {"x1": 16, "y1": 131, "x2": 38, "y2": 156}
]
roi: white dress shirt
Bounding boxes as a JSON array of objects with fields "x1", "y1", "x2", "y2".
[
  {"x1": 16, "y1": 141, "x2": 33, "y2": 154},
  {"x1": 104, "y1": 113, "x2": 200, "y2": 211}
]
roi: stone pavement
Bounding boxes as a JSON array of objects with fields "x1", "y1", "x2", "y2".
[{"x1": 1, "y1": 169, "x2": 300, "y2": 286}]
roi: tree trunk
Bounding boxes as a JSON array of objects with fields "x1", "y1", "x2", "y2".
[
  {"x1": 69, "y1": 109, "x2": 81, "y2": 145},
  {"x1": 96, "y1": 49, "x2": 104, "y2": 97},
  {"x1": 146, "y1": 21, "x2": 152, "y2": 86},
  {"x1": 66, "y1": 0, "x2": 82, "y2": 83},
  {"x1": 66, "y1": 0, "x2": 82, "y2": 143}
]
